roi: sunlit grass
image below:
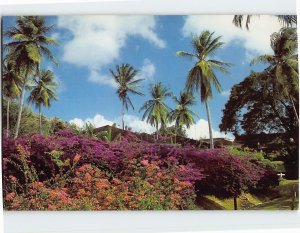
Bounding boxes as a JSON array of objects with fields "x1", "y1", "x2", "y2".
[{"x1": 197, "y1": 180, "x2": 299, "y2": 210}]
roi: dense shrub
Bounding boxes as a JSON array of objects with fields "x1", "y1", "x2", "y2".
[
  {"x1": 3, "y1": 144, "x2": 198, "y2": 210},
  {"x1": 2, "y1": 132, "x2": 279, "y2": 210}
]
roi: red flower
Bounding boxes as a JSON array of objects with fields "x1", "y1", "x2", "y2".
[
  {"x1": 9, "y1": 175, "x2": 17, "y2": 182},
  {"x1": 111, "y1": 178, "x2": 122, "y2": 185},
  {"x1": 12, "y1": 201, "x2": 20, "y2": 208},
  {"x1": 85, "y1": 173, "x2": 92, "y2": 183},
  {"x1": 74, "y1": 154, "x2": 81, "y2": 162},
  {"x1": 5, "y1": 192, "x2": 16, "y2": 201},
  {"x1": 140, "y1": 160, "x2": 149, "y2": 166}
]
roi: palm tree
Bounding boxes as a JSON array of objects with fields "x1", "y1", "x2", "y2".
[
  {"x1": 4, "y1": 16, "x2": 58, "y2": 138},
  {"x1": 2, "y1": 58, "x2": 23, "y2": 137},
  {"x1": 177, "y1": 31, "x2": 231, "y2": 149},
  {"x1": 251, "y1": 27, "x2": 299, "y2": 123},
  {"x1": 110, "y1": 64, "x2": 144, "y2": 130},
  {"x1": 27, "y1": 70, "x2": 58, "y2": 134},
  {"x1": 169, "y1": 91, "x2": 198, "y2": 142},
  {"x1": 140, "y1": 82, "x2": 172, "y2": 140},
  {"x1": 233, "y1": 15, "x2": 297, "y2": 30}
]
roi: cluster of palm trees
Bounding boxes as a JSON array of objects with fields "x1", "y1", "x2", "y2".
[
  {"x1": 112, "y1": 30, "x2": 231, "y2": 148},
  {"x1": 3, "y1": 17, "x2": 232, "y2": 149},
  {"x1": 3, "y1": 16, "x2": 59, "y2": 138}
]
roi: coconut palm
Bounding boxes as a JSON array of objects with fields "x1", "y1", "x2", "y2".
[
  {"x1": 27, "y1": 70, "x2": 58, "y2": 134},
  {"x1": 4, "y1": 16, "x2": 58, "y2": 138},
  {"x1": 2, "y1": 58, "x2": 23, "y2": 137},
  {"x1": 177, "y1": 31, "x2": 231, "y2": 148},
  {"x1": 140, "y1": 82, "x2": 173, "y2": 140},
  {"x1": 110, "y1": 64, "x2": 144, "y2": 130},
  {"x1": 169, "y1": 91, "x2": 198, "y2": 142},
  {"x1": 233, "y1": 15, "x2": 297, "y2": 30},
  {"x1": 251, "y1": 27, "x2": 299, "y2": 123}
]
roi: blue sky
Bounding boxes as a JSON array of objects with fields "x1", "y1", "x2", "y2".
[{"x1": 2, "y1": 15, "x2": 283, "y2": 139}]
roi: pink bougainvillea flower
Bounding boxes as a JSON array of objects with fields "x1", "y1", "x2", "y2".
[
  {"x1": 140, "y1": 160, "x2": 149, "y2": 166},
  {"x1": 5, "y1": 192, "x2": 16, "y2": 201}
]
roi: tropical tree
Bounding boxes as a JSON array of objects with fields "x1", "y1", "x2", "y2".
[
  {"x1": 169, "y1": 91, "x2": 198, "y2": 142},
  {"x1": 27, "y1": 70, "x2": 58, "y2": 134},
  {"x1": 2, "y1": 58, "x2": 23, "y2": 137},
  {"x1": 110, "y1": 64, "x2": 144, "y2": 130},
  {"x1": 140, "y1": 82, "x2": 172, "y2": 140},
  {"x1": 251, "y1": 27, "x2": 298, "y2": 123},
  {"x1": 177, "y1": 31, "x2": 231, "y2": 148},
  {"x1": 219, "y1": 71, "x2": 298, "y2": 179},
  {"x1": 232, "y1": 15, "x2": 297, "y2": 30},
  {"x1": 4, "y1": 16, "x2": 58, "y2": 138}
]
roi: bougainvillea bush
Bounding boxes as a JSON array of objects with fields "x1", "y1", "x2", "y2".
[{"x1": 2, "y1": 130, "x2": 278, "y2": 210}]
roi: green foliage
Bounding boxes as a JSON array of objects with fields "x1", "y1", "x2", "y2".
[
  {"x1": 231, "y1": 148, "x2": 275, "y2": 169},
  {"x1": 46, "y1": 150, "x2": 80, "y2": 187},
  {"x1": 27, "y1": 70, "x2": 58, "y2": 109},
  {"x1": 158, "y1": 125, "x2": 187, "y2": 137},
  {"x1": 176, "y1": 31, "x2": 231, "y2": 102},
  {"x1": 67, "y1": 123, "x2": 84, "y2": 136},
  {"x1": 50, "y1": 117, "x2": 67, "y2": 134},
  {"x1": 2, "y1": 100, "x2": 65, "y2": 136},
  {"x1": 98, "y1": 127, "x2": 113, "y2": 142},
  {"x1": 4, "y1": 16, "x2": 58, "y2": 138},
  {"x1": 140, "y1": 82, "x2": 172, "y2": 137},
  {"x1": 177, "y1": 30, "x2": 231, "y2": 149},
  {"x1": 6, "y1": 145, "x2": 38, "y2": 187},
  {"x1": 220, "y1": 27, "x2": 298, "y2": 178},
  {"x1": 232, "y1": 15, "x2": 297, "y2": 30},
  {"x1": 169, "y1": 91, "x2": 198, "y2": 132},
  {"x1": 2, "y1": 58, "x2": 23, "y2": 100},
  {"x1": 110, "y1": 63, "x2": 144, "y2": 129}
]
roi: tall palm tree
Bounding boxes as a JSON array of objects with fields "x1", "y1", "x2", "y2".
[
  {"x1": 251, "y1": 27, "x2": 299, "y2": 123},
  {"x1": 4, "y1": 16, "x2": 58, "y2": 138},
  {"x1": 27, "y1": 70, "x2": 58, "y2": 134},
  {"x1": 110, "y1": 64, "x2": 144, "y2": 130},
  {"x1": 233, "y1": 15, "x2": 297, "y2": 30},
  {"x1": 140, "y1": 82, "x2": 172, "y2": 140},
  {"x1": 2, "y1": 58, "x2": 23, "y2": 137},
  {"x1": 177, "y1": 31, "x2": 231, "y2": 149},
  {"x1": 169, "y1": 91, "x2": 198, "y2": 142}
]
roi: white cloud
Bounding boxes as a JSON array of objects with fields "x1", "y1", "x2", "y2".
[
  {"x1": 123, "y1": 115, "x2": 156, "y2": 134},
  {"x1": 220, "y1": 89, "x2": 231, "y2": 97},
  {"x1": 51, "y1": 32, "x2": 60, "y2": 41},
  {"x1": 88, "y1": 69, "x2": 117, "y2": 88},
  {"x1": 69, "y1": 114, "x2": 114, "y2": 129},
  {"x1": 139, "y1": 58, "x2": 156, "y2": 81},
  {"x1": 182, "y1": 15, "x2": 282, "y2": 55},
  {"x1": 69, "y1": 118, "x2": 85, "y2": 128},
  {"x1": 57, "y1": 16, "x2": 165, "y2": 87},
  {"x1": 69, "y1": 114, "x2": 233, "y2": 140},
  {"x1": 186, "y1": 118, "x2": 232, "y2": 140},
  {"x1": 69, "y1": 114, "x2": 155, "y2": 134}
]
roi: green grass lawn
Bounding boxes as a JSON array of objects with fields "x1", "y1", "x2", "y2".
[
  {"x1": 249, "y1": 179, "x2": 299, "y2": 210},
  {"x1": 196, "y1": 180, "x2": 299, "y2": 210}
]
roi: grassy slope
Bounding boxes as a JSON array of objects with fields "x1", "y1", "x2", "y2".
[{"x1": 196, "y1": 180, "x2": 299, "y2": 210}]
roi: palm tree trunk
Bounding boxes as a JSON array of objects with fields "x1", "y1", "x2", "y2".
[
  {"x1": 39, "y1": 105, "x2": 42, "y2": 134},
  {"x1": 205, "y1": 100, "x2": 214, "y2": 149},
  {"x1": 14, "y1": 69, "x2": 29, "y2": 139},
  {"x1": 156, "y1": 124, "x2": 159, "y2": 140},
  {"x1": 289, "y1": 95, "x2": 299, "y2": 124},
  {"x1": 122, "y1": 103, "x2": 125, "y2": 130},
  {"x1": 6, "y1": 99, "x2": 10, "y2": 137}
]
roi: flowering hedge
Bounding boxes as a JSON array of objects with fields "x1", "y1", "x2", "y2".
[{"x1": 2, "y1": 131, "x2": 278, "y2": 210}]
